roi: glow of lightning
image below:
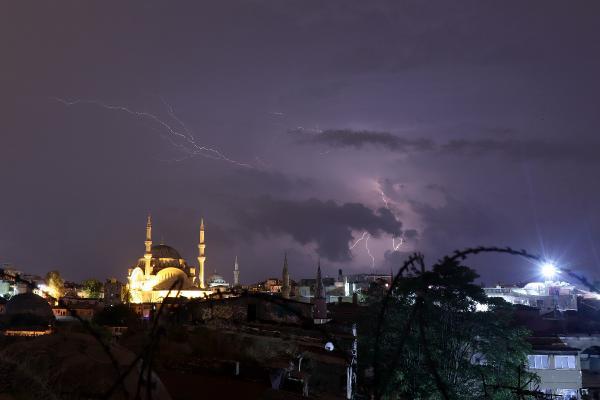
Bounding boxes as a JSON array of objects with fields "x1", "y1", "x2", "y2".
[
  {"x1": 377, "y1": 185, "x2": 390, "y2": 209},
  {"x1": 375, "y1": 180, "x2": 404, "y2": 252},
  {"x1": 51, "y1": 97, "x2": 253, "y2": 168}
]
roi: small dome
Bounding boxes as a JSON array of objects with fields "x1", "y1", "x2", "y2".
[
  {"x1": 208, "y1": 274, "x2": 229, "y2": 287},
  {"x1": 151, "y1": 244, "x2": 182, "y2": 260},
  {"x1": 523, "y1": 282, "x2": 545, "y2": 291},
  {"x1": 6, "y1": 292, "x2": 54, "y2": 321}
]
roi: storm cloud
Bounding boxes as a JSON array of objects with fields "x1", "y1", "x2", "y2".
[
  {"x1": 294, "y1": 128, "x2": 598, "y2": 163},
  {"x1": 238, "y1": 197, "x2": 402, "y2": 262},
  {"x1": 440, "y1": 138, "x2": 598, "y2": 162},
  {"x1": 292, "y1": 128, "x2": 434, "y2": 153}
]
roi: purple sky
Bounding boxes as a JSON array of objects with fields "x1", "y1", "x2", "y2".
[{"x1": 1, "y1": 1, "x2": 600, "y2": 285}]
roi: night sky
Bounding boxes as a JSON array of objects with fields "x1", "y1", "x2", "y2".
[{"x1": 2, "y1": 1, "x2": 600, "y2": 285}]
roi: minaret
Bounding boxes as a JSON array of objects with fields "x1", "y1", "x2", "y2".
[
  {"x1": 315, "y1": 259, "x2": 325, "y2": 299},
  {"x1": 233, "y1": 256, "x2": 240, "y2": 287},
  {"x1": 281, "y1": 253, "x2": 290, "y2": 299},
  {"x1": 197, "y1": 218, "x2": 206, "y2": 288},
  {"x1": 313, "y1": 259, "x2": 327, "y2": 320},
  {"x1": 144, "y1": 214, "x2": 153, "y2": 277}
]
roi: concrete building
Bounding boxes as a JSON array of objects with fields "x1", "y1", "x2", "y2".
[
  {"x1": 560, "y1": 335, "x2": 600, "y2": 399},
  {"x1": 527, "y1": 336, "x2": 582, "y2": 399},
  {"x1": 484, "y1": 281, "x2": 591, "y2": 314}
]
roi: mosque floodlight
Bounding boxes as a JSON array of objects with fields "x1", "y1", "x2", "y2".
[{"x1": 540, "y1": 262, "x2": 559, "y2": 280}]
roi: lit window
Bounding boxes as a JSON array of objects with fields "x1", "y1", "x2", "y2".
[
  {"x1": 528, "y1": 355, "x2": 549, "y2": 369},
  {"x1": 554, "y1": 356, "x2": 576, "y2": 369}
]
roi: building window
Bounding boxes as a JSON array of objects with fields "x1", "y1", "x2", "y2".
[
  {"x1": 528, "y1": 355, "x2": 549, "y2": 369},
  {"x1": 554, "y1": 356, "x2": 576, "y2": 369}
]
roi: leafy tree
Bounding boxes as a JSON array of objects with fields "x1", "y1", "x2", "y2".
[
  {"x1": 45, "y1": 270, "x2": 64, "y2": 299},
  {"x1": 361, "y1": 257, "x2": 538, "y2": 399},
  {"x1": 81, "y1": 278, "x2": 103, "y2": 298}
]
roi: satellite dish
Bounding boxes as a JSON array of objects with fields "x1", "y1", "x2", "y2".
[{"x1": 325, "y1": 342, "x2": 334, "y2": 351}]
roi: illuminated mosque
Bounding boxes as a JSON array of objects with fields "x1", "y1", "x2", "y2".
[{"x1": 127, "y1": 216, "x2": 216, "y2": 303}]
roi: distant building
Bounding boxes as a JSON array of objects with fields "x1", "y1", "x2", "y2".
[
  {"x1": 264, "y1": 278, "x2": 282, "y2": 293},
  {"x1": 207, "y1": 272, "x2": 229, "y2": 288},
  {"x1": 52, "y1": 303, "x2": 97, "y2": 321},
  {"x1": 104, "y1": 278, "x2": 124, "y2": 306},
  {"x1": 296, "y1": 270, "x2": 391, "y2": 304},
  {"x1": 484, "y1": 281, "x2": 589, "y2": 314}
]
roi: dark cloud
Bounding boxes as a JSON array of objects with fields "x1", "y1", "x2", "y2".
[
  {"x1": 403, "y1": 229, "x2": 418, "y2": 240},
  {"x1": 291, "y1": 128, "x2": 434, "y2": 153},
  {"x1": 440, "y1": 138, "x2": 597, "y2": 162},
  {"x1": 238, "y1": 197, "x2": 402, "y2": 262},
  {"x1": 293, "y1": 128, "x2": 599, "y2": 163},
  {"x1": 407, "y1": 190, "x2": 514, "y2": 264}
]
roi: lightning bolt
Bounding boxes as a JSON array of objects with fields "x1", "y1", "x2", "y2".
[
  {"x1": 375, "y1": 180, "x2": 404, "y2": 252},
  {"x1": 350, "y1": 231, "x2": 369, "y2": 249},
  {"x1": 392, "y1": 237, "x2": 404, "y2": 251},
  {"x1": 51, "y1": 97, "x2": 254, "y2": 168},
  {"x1": 349, "y1": 231, "x2": 376, "y2": 269},
  {"x1": 365, "y1": 233, "x2": 375, "y2": 269}
]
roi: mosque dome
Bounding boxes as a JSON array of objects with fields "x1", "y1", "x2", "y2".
[
  {"x1": 208, "y1": 274, "x2": 229, "y2": 287},
  {"x1": 134, "y1": 244, "x2": 188, "y2": 273},
  {"x1": 151, "y1": 244, "x2": 182, "y2": 260},
  {"x1": 6, "y1": 293, "x2": 53, "y2": 320}
]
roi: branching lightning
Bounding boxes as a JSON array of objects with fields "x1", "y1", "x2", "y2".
[
  {"x1": 365, "y1": 233, "x2": 375, "y2": 268},
  {"x1": 52, "y1": 97, "x2": 253, "y2": 168},
  {"x1": 349, "y1": 231, "x2": 376, "y2": 269},
  {"x1": 350, "y1": 231, "x2": 369, "y2": 249},
  {"x1": 349, "y1": 181, "x2": 404, "y2": 268},
  {"x1": 375, "y1": 180, "x2": 404, "y2": 252}
]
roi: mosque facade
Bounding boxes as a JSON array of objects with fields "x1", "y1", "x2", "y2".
[{"x1": 126, "y1": 216, "x2": 215, "y2": 303}]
